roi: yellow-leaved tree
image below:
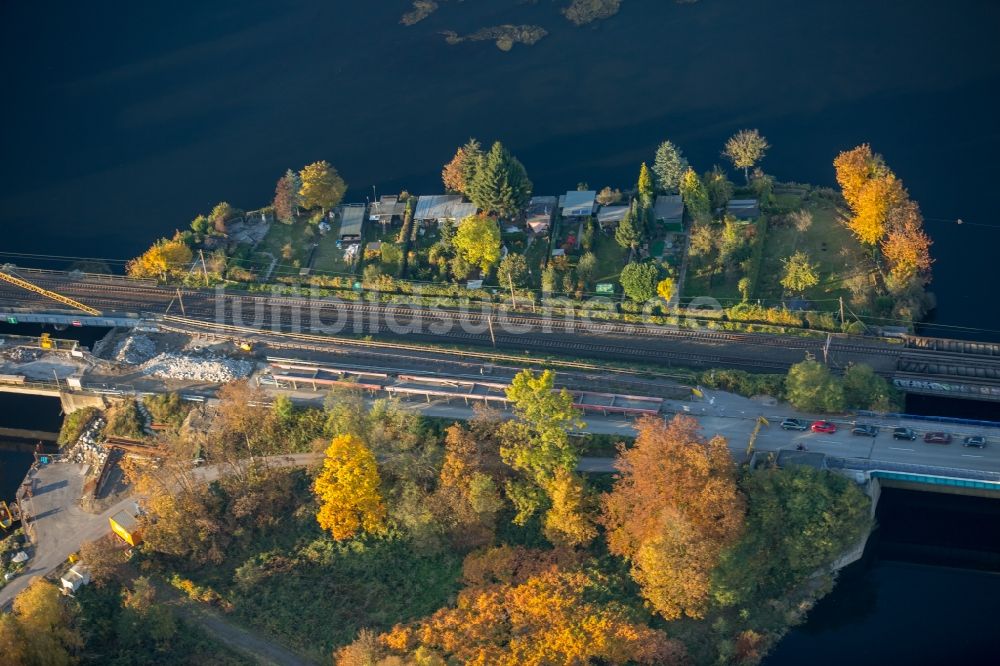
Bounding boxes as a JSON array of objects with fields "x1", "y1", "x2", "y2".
[
  {"x1": 126, "y1": 237, "x2": 193, "y2": 279},
  {"x1": 453, "y1": 214, "x2": 501, "y2": 273},
  {"x1": 833, "y1": 144, "x2": 882, "y2": 210},
  {"x1": 363, "y1": 568, "x2": 686, "y2": 666},
  {"x1": 4, "y1": 578, "x2": 82, "y2": 665},
  {"x1": 656, "y1": 277, "x2": 675, "y2": 303},
  {"x1": 847, "y1": 172, "x2": 906, "y2": 246},
  {"x1": 542, "y1": 468, "x2": 597, "y2": 548},
  {"x1": 314, "y1": 434, "x2": 386, "y2": 540},
  {"x1": 833, "y1": 144, "x2": 908, "y2": 247},
  {"x1": 298, "y1": 160, "x2": 347, "y2": 213}
]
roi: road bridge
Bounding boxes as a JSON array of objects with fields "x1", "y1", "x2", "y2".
[{"x1": 2, "y1": 269, "x2": 999, "y2": 402}]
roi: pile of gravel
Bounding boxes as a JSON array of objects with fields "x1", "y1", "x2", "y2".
[
  {"x1": 1, "y1": 347, "x2": 43, "y2": 362},
  {"x1": 114, "y1": 334, "x2": 157, "y2": 365},
  {"x1": 139, "y1": 352, "x2": 254, "y2": 382}
]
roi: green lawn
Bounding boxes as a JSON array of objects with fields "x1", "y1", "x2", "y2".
[
  {"x1": 251, "y1": 222, "x2": 317, "y2": 278},
  {"x1": 312, "y1": 236, "x2": 354, "y2": 275},
  {"x1": 312, "y1": 222, "x2": 356, "y2": 275},
  {"x1": 755, "y1": 199, "x2": 861, "y2": 305},
  {"x1": 591, "y1": 231, "x2": 627, "y2": 283},
  {"x1": 683, "y1": 265, "x2": 742, "y2": 303},
  {"x1": 524, "y1": 234, "x2": 551, "y2": 286},
  {"x1": 682, "y1": 197, "x2": 863, "y2": 308}
]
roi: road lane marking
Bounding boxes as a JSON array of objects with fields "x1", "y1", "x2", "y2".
[
  {"x1": 961, "y1": 454, "x2": 984, "y2": 458},
  {"x1": 815, "y1": 439, "x2": 841, "y2": 445},
  {"x1": 889, "y1": 447, "x2": 914, "y2": 452}
]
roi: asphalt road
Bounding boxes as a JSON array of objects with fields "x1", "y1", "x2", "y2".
[{"x1": 383, "y1": 394, "x2": 1000, "y2": 475}]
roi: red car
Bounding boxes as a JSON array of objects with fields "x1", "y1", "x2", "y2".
[
  {"x1": 810, "y1": 420, "x2": 837, "y2": 434},
  {"x1": 924, "y1": 432, "x2": 952, "y2": 444}
]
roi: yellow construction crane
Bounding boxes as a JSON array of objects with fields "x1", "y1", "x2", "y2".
[
  {"x1": 744, "y1": 415, "x2": 770, "y2": 463},
  {"x1": 0, "y1": 269, "x2": 101, "y2": 316}
]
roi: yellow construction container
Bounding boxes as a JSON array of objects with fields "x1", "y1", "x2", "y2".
[{"x1": 109, "y1": 509, "x2": 142, "y2": 547}]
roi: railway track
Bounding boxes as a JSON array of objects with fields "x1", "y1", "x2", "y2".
[
  {"x1": 2, "y1": 274, "x2": 832, "y2": 350},
  {"x1": 898, "y1": 350, "x2": 1000, "y2": 380},
  {"x1": 4, "y1": 272, "x2": 998, "y2": 385}
]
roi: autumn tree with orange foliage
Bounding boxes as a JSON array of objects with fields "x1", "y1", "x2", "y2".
[
  {"x1": 441, "y1": 138, "x2": 483, "y2": 195},
  {"x1": 431, "y1": 421, "x2": 505, "y2": 550},
  {"x1": 834, "y1": 144, "x2": 906, "y2": 247},
  {"x1": 361, "y1": 568, "x2": 686, "y2": 666},
  {"x1": 882, "y1": 199, "x2": 933, "y2": 283},
  {"x1": 601, "y1": 415, "x2": 745, "y2": 620},
  {"x1": 833, "y1": 143, "x2": 934, "y2": 320},
  {"x1": 313, "y1": 434, "x2": 387, "y2": 541},
  {"x1": 459, "y1": 544, "x2": 565, "y2": 590}
]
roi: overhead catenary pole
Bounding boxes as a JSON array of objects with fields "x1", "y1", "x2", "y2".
[
  {"x1": 487, "y1": 315, "x2": 496, "y2": 347},
  {"x1": 199, "y1": 250, "x2": 209, "y2": 287},
  {"x1": 839, "y1": 296, "x2": 845, "y2": 324}
]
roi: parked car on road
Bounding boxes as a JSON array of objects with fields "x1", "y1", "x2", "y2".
[
  {"x1": 781, "y1": 418, "x2": 809, "y2": 431},
  {"x1": 810, "y1": 420, "x2": 837, "y2": 434},
  {"x1": 892, "y1": 427, "x2": 917, "y2": 440},
  {"x1": 852, "y1": 424, "x2": 879, "y2": 437},
  {"x1": 963, "y1": 435, "x2": 987, "y2": 448},
  {"x1": 924, "y1": 432, "x2": 952, "y2": 444}
]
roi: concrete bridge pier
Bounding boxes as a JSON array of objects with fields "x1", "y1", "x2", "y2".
[{"x1": 60, "y1": 391, "x2": 111, "y2": 414}]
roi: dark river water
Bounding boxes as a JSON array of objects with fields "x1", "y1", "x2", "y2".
[
  {"x1": 2, "y1": 0, "x2": 1000, "y2": 335},
  {"x1": 2, "y1": 0, "x2": 1000, "y2": 659}
]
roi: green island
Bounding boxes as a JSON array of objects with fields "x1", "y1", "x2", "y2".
[{"x1": 125, "y1": 130, "x2": 933, "y2": 339}]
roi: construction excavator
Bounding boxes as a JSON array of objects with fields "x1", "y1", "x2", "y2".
[{"x1": 0, "y1": 268, "x2": 101, "y2": 316}]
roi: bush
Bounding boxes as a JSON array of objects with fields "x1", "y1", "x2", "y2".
[
  {"x1": 805, "y1": 310, "x2": 839, "y2": 332},
  {"x1": 104, "y1": 399, "x2": 145, "y2": 439},
  {"x1": 742, "y1": 214, "x2": 769, "y2": 299},
  {"x1": 144, "y1": 393, "x2": 192, "y2": 429},
  {"x1": 230, "y1": 532, "x2": 460, "y2": 659},
  {"x1": 700, "y1": 369, "x2": 785, "y2": 400},
  {"x1": 726, "y1": 303, "x2": 804, "y2": 327},
  {"x1": 784, "y1": 360, "x2": 845, "y2": 413},
  {"x1": 843, "y1": 363, "x2": 902, "y2": 412},
  {"x1": 58, "y1": 406, "x2": 100, "y2": 446}
]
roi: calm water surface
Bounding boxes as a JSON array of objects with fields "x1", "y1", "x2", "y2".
[{"x1": 1, "y1": 0, "x2": 999, "y2": 335}]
